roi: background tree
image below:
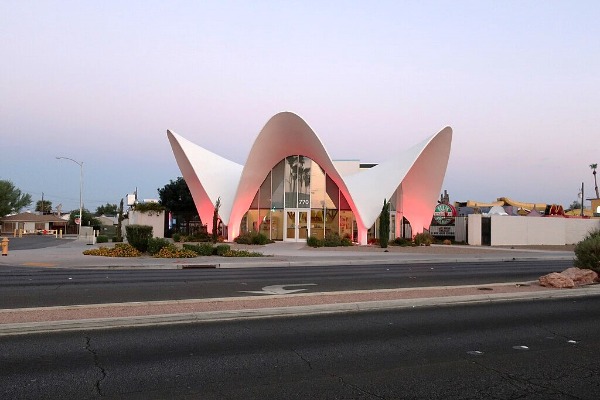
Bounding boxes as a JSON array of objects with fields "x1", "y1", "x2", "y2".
[
  {"x1": 95, "y1": 203, "x2": 118, "y2": 216},
  {"x1": 590, "y1": 163, "x2": 599, "y2": 199},
  {"x1": 212, "y1": 197, "x2": 221, "y2": 243},
  {"x1": 68, "y1": 208, "x2": 101, "y2": 228},
  {"x1": 158, "y1": 177, "x2": 200, "y2": 236},
  {"x1": 567, "y1": 200, "x2": 582, "y2": 212},
  {"x1": 35, "y1": 200, "x2": 53, "y2": 214},
  {"x1": 115, "y1": 198, "x2": 124, "y2": 242},
  {"x1": 379, "y1": 199, "x2": 390, "y2": 248},
  {"x1": 0, "y1": 180, "x2": 32, "y2": 217}
]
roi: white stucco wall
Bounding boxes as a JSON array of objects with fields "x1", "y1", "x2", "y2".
[
  {"x1": 126, "y1": 211, "x2": 165, "y2": 238},
  {"x1": 468, "y1": 215, "x2": 599, "y2": 245},
  {"x1": 467, "y1": 214, "x2": 482, "y2": 245}
]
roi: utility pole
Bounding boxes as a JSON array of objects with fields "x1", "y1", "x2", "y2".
[{"x1": 581, "y1": 182, "x2": 584, "y2": 217}]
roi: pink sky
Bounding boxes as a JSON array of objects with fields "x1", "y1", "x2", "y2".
[{"x1": 1, "y1": 1, "x2": 598, "y2": 213}]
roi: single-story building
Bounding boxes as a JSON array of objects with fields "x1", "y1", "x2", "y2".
[
  {"x1": 0, "y1": 212, "x2": 68, "y2": 235},
  {"x1": 167, "y1": 112, "x2": 453, "y2": 245}
]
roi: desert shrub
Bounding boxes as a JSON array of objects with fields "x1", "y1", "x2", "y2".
[
  {"x1": 222, "y1": 249, "x2": 265, "y2": 257},
  {"x1": 83, "y1": 243, "x2": 141, "y2": 257},
  {"x1": 234, "y1": 232, "x2": 270, "y2": 245},
  {"x1": 125, "y1": 225, "x2": 153, "y2": 252},
  {"x1": 172, "y1": 233, "x2": 181, "y2": 243},
  {"x1": 154, "y1": 245, "x2": 197, "y2": 258},
  {"x1": 442, "y1": 239, "x2": 452, "y2": 245},
  {"x1": 393, "y1": 237, "x2": 412, "y2": 247},
  {"x1": 183, "y1": 243, "x2": 214, "y2": 256},
  {"x1": 307, "y1": 236, "x2": 322, "y2": 248},
  {"x1": 574, "y1": 229, "x2": 600, "y2": 273},
  {"x1": 96, "y1": 235, "x2": 109, "y2": 243},
  {"x1": 414, "y1": 232, "x2": 434, "y2": 246},
  {"x1": 147, "y1": 237, "x2": 171, "y2": 255},
  {"x1": 340, "y1": 237, "x2": 352, "y2": 246},
  {"x1": 215, "y1": 244, "x2": 231, "y2": 256}
]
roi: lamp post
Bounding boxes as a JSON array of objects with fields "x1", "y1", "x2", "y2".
[{"x1": 56, "y1": 157, "x2": 83, "y2": 237}]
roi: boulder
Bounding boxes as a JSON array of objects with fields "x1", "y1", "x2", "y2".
[
  {"x1": 561, "y1": 267, "x2": 599, "y2": 286},
  {"x1": 539, "y1": 272, "x2": 575, "y2": 288}
]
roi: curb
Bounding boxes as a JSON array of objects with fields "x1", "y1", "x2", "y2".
[{"x1": 2, "y1": 285, "x2": 598, "y2": 336}]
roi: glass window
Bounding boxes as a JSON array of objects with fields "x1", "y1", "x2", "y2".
[
  {"x1": 271, "y1": 160, "x2": 285, "y2": 209},
  {"x1": 259, "y1": 171, "x2": 271, "y2": 209},
  {"x1": 310, "y1": 166, "x2": 326, "y2": 209},
  {"x1": 285, "y1": 156, "x2": 298, "y2": 208},
  {"x1": 297, "y1": 156, "x2": 311, "y2": 208},
  {"x1": 325, "y1": 175, "x2": 338, "y2": 209}
]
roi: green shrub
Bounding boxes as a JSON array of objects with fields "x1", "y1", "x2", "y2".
[
  {"x1": 323, "y1": 232, "x2": 343, "y2": 247},
  {"x1": 307, "y1": 236, "x2": 323, "y2": 248},
  {"x1": 154, "y1": 244, "x2": 197, "y2": 258},
  {"x1": 183, "y1": 243, "x2": 214, "y2": 256},
  {"x1": 215, "y1": 244, "x2": 231, "y2": 256},
  {"x1": 96, "y1": 235, "x2": 109, "y2": 243},
  {"x1": 393, "y1": 237, "x2": 412, "y2": 247},
  {"x1": 340, "y1": 237, "x2": 352, "y2": 246},
  {"x1": 186, "y1": 232, "x2": 211, "y2": 242},
  {"x1": 147, "y1": 237, "x2": 171, "y2": 255},
  {"x1": 222, "y1": 249, "x2": 265, "y2": 257},
  {"x1": 125, "y1": 225, "x2": 153, "y2": 252},
  {"x1": 234, "y1": 232, "x2": 271, "y2": 245},
  {"x1": 574, "y1": 229, "x2": 600, "y2": 273},
  {"x1": 414, "y1": 232, "x2": 434, "y2": 246},
  {"x1": 172, "y1": 233, "x2": 181, "y2": 242},
  {"x1": 112, "y1": 236, "x2": 124, "y2": 243}
]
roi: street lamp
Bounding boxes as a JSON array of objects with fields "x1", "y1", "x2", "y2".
[{"x1": 56, "y1": 156, "x2": 83, "y2": 237}]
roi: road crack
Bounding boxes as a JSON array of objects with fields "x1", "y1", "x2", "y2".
[
  {"x1": 292, "y1": 349, "x2": 313, "y2": 370},
  {"x1": 85, "y1": 336, "x2": 107, "y2": 397},
  {"x1": 331, "y1": 373, "x2": 387, "y2": 399}
]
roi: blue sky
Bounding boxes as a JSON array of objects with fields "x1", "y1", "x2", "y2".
[{"x1": 1, "y1": 0, "x2": 599, "y2": 213}]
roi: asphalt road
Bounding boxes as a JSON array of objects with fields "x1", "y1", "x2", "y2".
[
  {"x1": 0, "y1": 259, "x2": 572, "y2": 308},
  {"x1": 1, "y1": 296, "x2": 598, "y2": 399}
]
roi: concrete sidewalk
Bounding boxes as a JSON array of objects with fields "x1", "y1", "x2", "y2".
[{"x1": 0, "y1": 237, "x2": 576, "y2": 269}]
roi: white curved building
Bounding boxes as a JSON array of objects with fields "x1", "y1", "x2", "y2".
[{"x1": 167, "y1": 112, "x2": 452, "y2": 245}]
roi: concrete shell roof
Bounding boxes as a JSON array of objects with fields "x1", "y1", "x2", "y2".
[{"x1": 167, "y1": 112, "x2": 452, "y2": 237}]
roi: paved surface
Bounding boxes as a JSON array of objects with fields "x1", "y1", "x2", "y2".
[{"x1": 1, "y1": 236, "x2": 595, "y2": 336}]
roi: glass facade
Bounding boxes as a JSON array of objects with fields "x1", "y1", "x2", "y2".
[{"x1": 240, "y1": 155, "x2": 360, "y2": 241}]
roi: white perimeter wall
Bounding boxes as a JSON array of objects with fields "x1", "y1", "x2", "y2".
[
  {"x1": 468, "y1": 215, "x2": 599, "y2": 245},
  {"x1": 125, "y1": 211, "x2": 165, "y2": 238}
]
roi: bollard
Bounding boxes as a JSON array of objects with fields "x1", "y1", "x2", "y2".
[
  {"x1": 59, "y1": 229, "x2": 63, "y2": 239},
  {"x1": 1, "y1": 237, "x2": 8, "y2": 256}
]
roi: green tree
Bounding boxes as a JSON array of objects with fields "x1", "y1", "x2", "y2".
[
  {"x1": 158, "y1": 177, "x2": 200, "y2": 235},
  {"x1": 379, "y1": 199, "x2": 390, "y2": 248},
  {"x1": 68, "y1": 208, "x2": 101, "y2": 227},
  {"x1": 95, "y1": 203, "x2": 118, "y2": 216},
  {"x1": 115, "y1": 198, "x2": 124, "y2": 242},
  {"x1": 35, "y1": 200, "x2": 53, "y2": 214},
  {"x1": 0, "y1": 180, "x2": 32, "y2": 217},
  {"x1": 590, "y1": 163, "x2": 599, "y2": 199},
  {"x1": 212, "y1": 197, "x2": 221, "y2": 243},
  {"x1": 567, "y1": 200, "x2": 582, "y2": 212}
]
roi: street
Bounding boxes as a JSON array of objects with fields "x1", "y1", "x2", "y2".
[
  {"x1": 1, "y1": 296, "x2": 598, "y2": 399},
  {"x1": 0, "y1": 260, "x2": 572, "y2": 308}
]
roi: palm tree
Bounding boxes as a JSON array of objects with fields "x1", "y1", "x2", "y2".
[{"x1": 591, "y1": 163, "x2": 599, "y2": 199}]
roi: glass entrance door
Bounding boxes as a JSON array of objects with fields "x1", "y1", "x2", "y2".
[{"x1": 284, "y1": 210, "x2": 310, "y2": 241}]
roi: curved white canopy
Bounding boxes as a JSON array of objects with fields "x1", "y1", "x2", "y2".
[{"x1": 167, "y1": 112, "x2": 453, "y2": 244}]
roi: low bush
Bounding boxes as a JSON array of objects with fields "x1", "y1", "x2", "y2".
[
  {"x1": 234, "y1": 232, "x2": 271, "y2": 245},
  {"x1": 215, "y1": 244, "x2": 231, "y2": 256},
  {"x1": 414, "y1": 232, "x2": 434, "y2": 246},
  {"x1": 442, "y1": 239, "x2": 452, "y2": 245},
  {"x1": 222, "y1": 249, "x2": 265, "y2": 257},
  {"x1": 147, "y1": 237, "x2": 171, "y2": 255},
  {"x1": 307, "y1": 236, "x2": 322, "y2": 248},
  {"x1": 154, "y1": 245, "x2": 197, "y2": 258},
  {"x1": 186, "y1": 232, "x2": 211, "y2": 242},
  {"x1": 574, "y1": 229, "x2": 600, "y2": 273},
  {"x1": 183, "y1": 243, "x2": 214, "y2": 256},
  {"x1": 392, "y1": 237, "x2": 412, "y2": 247},
  {"x1": 125, "y1": 225, "x2": 153, "y2": 252},
  {"x1": 112, "y1": 236, "x2": 124, "y2": 243},
  {"x1": 96, "y1": 235, "x2": 109, "y2": 243},
  {"x1": 171, "y1": 233, "x2": 182, "y2": 243},
  {"x1": 83, "y1": 243, "x2": 141, "y2": 257}
]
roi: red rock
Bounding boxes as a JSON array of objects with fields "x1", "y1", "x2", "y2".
[
  {"x1": 539, "y1": 272, "x2": 575, "y2": 288},
  {"x1": 561, "y1": 267, "x2": 599, "y2": 286}
]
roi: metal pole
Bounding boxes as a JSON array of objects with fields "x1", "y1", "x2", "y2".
[
  {"x1": 56, "y1": 157, "x2": 84, "y2": 238},
  {"x1": 581, "y1": 182, "x2": 584, "y2": 217}
]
